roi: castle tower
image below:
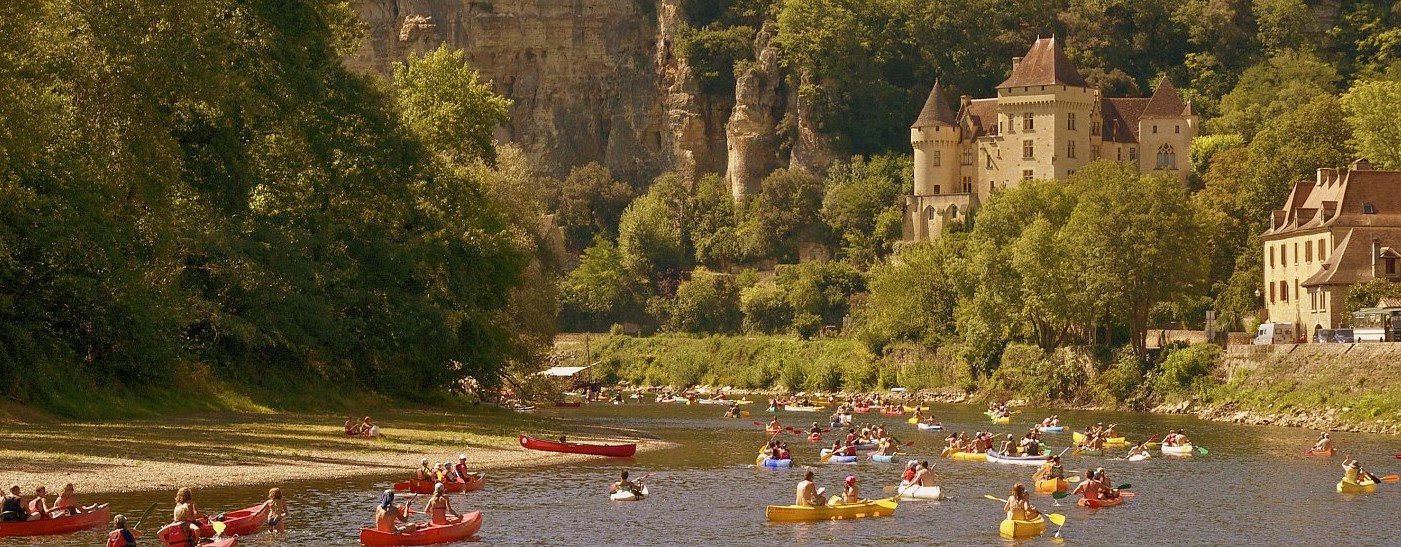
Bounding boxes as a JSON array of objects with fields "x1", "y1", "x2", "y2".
[
  {"x1": 994, "y1": 36, "x2": 1097, "y2": 185},
  {"x1": 905, "y1": 80, "x2": 971, "y2": 241}
]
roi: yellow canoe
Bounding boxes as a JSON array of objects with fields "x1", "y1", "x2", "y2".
[
  {"x1": 991, "y1": 416, "x2": 1010, "y2": 424},
  {"x1": 765, "y1": 498, "x2": 898, "y2": 522},
  {"x1": 1034, "y1": 478, "x2": 1068, "y2": 494},
  {"x1": 999, "y1": 515, "x2": 1047, "y2": 539},
  {"x1": 1073, "y1": 432, "x2": 1126, "y2": 445},
  {"x1": 943, "y1": 450, "x2": 988, "y2": 462},
  {"x1": 902, "y1": 405, "x2": 928, "y2": 412},
  {"x1": 1338, "y1": 479, "x2": 1377, "y2": 494}
]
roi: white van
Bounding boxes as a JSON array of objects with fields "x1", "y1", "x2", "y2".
[{"x1": 1253, "y1": 322, "x2": 1296, "y2": 345}]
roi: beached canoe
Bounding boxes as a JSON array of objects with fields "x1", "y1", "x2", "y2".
[
  {"x1": 197, "y1": 503, "x2": 268, "y2": 537},
  {"x1": 393, "y1": 475, "x2": 486, "y2": 495},
  {"x1": 943, "y1": 450, "x2": 988, "y2": 462},
  {"x1": 765, "y1": 498, "x2": 898, "y2": 522},
  {"x1": 1160, "y1": 443, "x2": 1196, "y2": 455},
  {"x1": 519, "y1": 434, "x2": 637, "y2": 458},
  {"x1": 999, "y1": 515, "x2": 1047, "y2": 539},
  {"x1": 610, "y1": 485, "x2": 649, "y2": 501},
  {"x1": 359, "y1": 511, "x2": 483, "y2": 546},
  {"x1": 1034, "y1": 478, "x2": 1068, "y2": 494},
  {"x1": 871, "y1": 454, "x2": 895, "y2": 463},
  {"x1": 0, "y1": 504, "x2": 109, "y2": 537},
  {"x1": 987, "y1": 450, "x2": 1050, "y2": 466},
  {"x1": 1037, "y1": 426, "x2": 1065, "y2": 433},
  {"x1": 1306, "y1": 447, "x2": 1336, "y2": 457},
  {"x1": 1079, "y1": 496, "x2": 1126, "y2": 508},
  {"x1": 917, "y1": 423, "x2": 944, "y2": 431},
  {"x1": 1338, "y1": 479, "x2": 1378, "y2": 494},
  {"x1": 896, "y1": 483, "x2": 944, "y2": 500}
]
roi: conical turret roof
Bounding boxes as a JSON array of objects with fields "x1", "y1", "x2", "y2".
[
  {"x1": 911, "y1": 79, "x2": 957, "y2": 128},
  {"x1": 997, "y1": 37, "x2": 1089, "y2": 89}
]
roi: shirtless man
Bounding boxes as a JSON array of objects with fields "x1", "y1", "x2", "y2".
[
  {"x1": 1312, "y1": 432, "x2": 1334, "y2": 453},
  {"x1": 373, "y1": 491, "x2": 413, "y2": 534},
  {"x1": 1070, "y1": 470, "x2": 1101, "y2": 501},
  {"x1": 998, "y1": 434, "x2": 1017, "y2": 455},
  {"x1": 795, "y1": 470, "x2": 825, "y2": 506},
  {"x1": 912, "y1": 461, "x2": 938, "y2": 486}
]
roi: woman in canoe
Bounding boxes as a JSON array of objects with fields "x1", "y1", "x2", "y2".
[
  {"x1": 374, "y1": 491, "x2": 413, "y2": 535},
  {"x1": 808, "y1": 422, "x2": 823, "y2": 437},
  {"x1": 50, "y1": 483, "x2": 97, "y2": 516},
  {"x1": 172, "y1": 487, "x2": 204, "y2": 524},
  {"x1": 454, "y1": 454, "x2": 476, "y2": 483},
  {"x1": 840, "y1": 475, "x2": 862, "y2": 504},
  {"x1": 773, "y1": 442, "x2": 791, "y2": 460},
  {"x1": 901, "y1": 460, "x2": 918, "y2": 483},
  {"x1": 1, "y1": 485, "x2": 23, "y2": 522},
  {"x1": 108, "y1": 514, "x2": 136, "y2": 547},
  {"x1": 420, "y1": 483, "x2": 462, "y2": 525},
  {"x1": 1002, "y1": 483, "x2": 1040, "y2": 521}
]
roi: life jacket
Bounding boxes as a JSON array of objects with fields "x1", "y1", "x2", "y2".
[
  {"x1": 107, "y1": 529, "x2": 135, "y2": 547},
  {"x1": 158, "y1": 523, "x2": 198, "y2": 546},
  {"x1": 26, "y1": 498, "x2": 47, "y2": 520}
]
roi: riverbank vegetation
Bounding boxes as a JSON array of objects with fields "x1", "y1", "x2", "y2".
[{"x1": 0, "y1": 2, "x2": 557, "y2": 416}]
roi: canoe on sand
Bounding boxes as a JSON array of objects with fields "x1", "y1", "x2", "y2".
[{"x1": 519, "y1": 434, "x2": 636, "y2": 458}]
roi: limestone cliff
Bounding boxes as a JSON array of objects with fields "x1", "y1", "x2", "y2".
[{"x1": 346, "y1": 1, "x2": 806, "y2": 189}]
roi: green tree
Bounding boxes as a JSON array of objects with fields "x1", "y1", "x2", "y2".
[
  {"x1": 676, "y1": 24, "x2": 756, "y2": 95},
  {"x1": 1189, "y1": 134, "x2": 1245, "y2": 176},
  {"x1": 857, "y1": 238, "x2": 964, "y2": 351},
  {"x1": 740, "y1": 284, "x2": 794, "y2": 334},
  {"x1": 1345, "y1": 279, "x2": 1401, "y2": 315},
  {"x1": 561, "y1": 238, "x2": 644, "y2": 330},
  {"x1": 1208, "y1": 52, "x2": 1339, "y2": 139},
  {"x1": 617, "y1": 175, "x2": 691, "y2": 288},
  {"x1": 554, "y1": 162, "x2": 635, "y2": 252},
  {"x1": 740, "y1": 169, "x2": 829, "y2": 262},
  {"x1": 394, "y1": 44, "x2": 512, "y2": 166},
  {"x1": 1252, "y1": 0, "x2": 1313, "y2": 54},
  {"x1": 662, "y1": 269, "x2": 742, "y2": 333},
  {"x1": 690, "y1": 174, "x2": 746, "y2": 269},
  {"x1": 820, "y1": 154, "x2": 911, "y2": 266},
  {"x1": 1341, "y1": 79, "x2": 1401, "y2": 169}
]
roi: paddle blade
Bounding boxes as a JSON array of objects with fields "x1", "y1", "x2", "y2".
[
  {"x1": 820, "y1": 452, "x2": 834, "y2": 462},
  {"x1": 1116, "y1": 484, "x2": 1132, "y2": 490},
  {"x1": 1047, "y1": 513, "x2": 1066, "y2": 526},
  {"x1": 211, "y1": 521, "x2": 227, "y2": 535},
  {"x1": 1051, "y1": 491, "x2": 1071, "y2": 499},
  {"x1": 1065, "y1": 476, "x2": 1081, "y2": 483},
  {"x1": 753, "y1": 421, "x2": 764, "y2": 426},
  {"x1": 741, "y1": 411, "x2": 750, "y2": 417},
  {"x1": 983, "y1": 494, "x2": 1004, "y2": 502},
  {"x1": 1197, "y1": 446, "x2": 1209, "y2": 455},
  {"x1": 1381, "y1": 475, "x2": 1400, "y2": 483}
]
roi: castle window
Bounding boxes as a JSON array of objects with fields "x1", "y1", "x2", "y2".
[
  {"x1": 1067, "y1": 140, "x2": 1077, "y2": 159},
  {"x1": 1022, "y1": 169, "x2": 1034, "y2": 180},
  {"x1": 1318, "y1": 239, "x2": 1326, "y2": 261},
  {"x1": 1269, "y1": 246, "x2": 1275, "y2": 267},
  {"x1": 1153, "y1": 124, "x2": 1158, "y2": 134},
  {"x1": 934, "y1": 184, "x2": 941, "y2": 194},
  {"x1": 1091, "y1": 121, "x2": 1100, "y2": 136},
  {"x1": 1023, "y1": 113, "x2": 1034, "y2": 131},
  {"x1": 1175, "y1": 125, "x2": 1181, "y2": 134},
  {"x1": 986, "y1": 151, "x2": 993, "y2": 169},
  {"x1": 1022, "y1": 140, "x2": 1034, "y2": 159},
  {"x1": 962, "y1": 177, "x2": 972, "y2": 193},
  {"x1": 1117, "y1": 147, "x2": 1122, "y2": 161},
  {"x1": 1129, "y1": 147, "x2": 1138, "y2": 161},
  {"x1": 927, "y1": 207, "x2": 936, "y2": 220},
  {"x1": 1155, "y1": 144, "x2": 1176, "y2": 169},
  {"x1": 1091, "y1": 145, "x2": 1100, "y2": 160},
  {"x1": 1280, "y1": 281, "x2": 1288, "y2": 302},
  {"x1": 1270, "y1": 283, "x2": 1276, "y2": 303},
  {"x1": 1364, "y1": 203, "x2": 1376, "y2": 214},
  {"x1": 933, "y1": 150, "x2": 942, "y2": 167},
  {"x1": 962, "y1": 150, "x2": 973, "y2": 165},
  {"x1": 1388, "y1": 258, "x2": 1397, "y2": 275},
  {"x1": 1306, "y1": 243, "x2": 1313, "y2": 262},
  {"x1": 1067, "y1": 113, "x2": 1077, "y2": 130}
]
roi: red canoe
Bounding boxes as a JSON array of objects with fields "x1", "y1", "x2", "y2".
[
  {"x1": 159, "y1": 522, "x2": 238, "y2": 546},
  {"x1": 196, "y1": 503, "x2": 267, "y2": 538},
  {"x1": 359, "y1": 511, "x2": 482, "y2": 546},
  {"x1": 0, "y1": 504, "x2": 109, "y2": 537},
  {"x1": 393, "y1": 474, "x2": 486, "y2": 494},
  {"x1": 519, "y1": 434, "x2": 637, "y2": 458}
]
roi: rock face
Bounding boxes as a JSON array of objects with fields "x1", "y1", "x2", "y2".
[
  {"x1": 348, "y1": 0, "x2": 670, "y2": 185},
  {"x1": 347, "y1": 1, "x2": 813, "y2": 189}
]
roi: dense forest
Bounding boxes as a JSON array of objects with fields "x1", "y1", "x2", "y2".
[
  {"x1": 0, "y1": 2, "x2": 559, "y2": 411},
  {"x1": 4, "y1": 0, "x2": 1401, "y2": 413}
]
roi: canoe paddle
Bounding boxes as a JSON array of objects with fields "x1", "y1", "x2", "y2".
[
  {"x1": 131, "y1": 501, "x2": 159, "y2": 530},
  {"x1": 1049, "y1": 512, "x2": 1067, "y2": 537},
  {"x1": 1196, "y1": 445, "x2": 1209, "y2": 455}
]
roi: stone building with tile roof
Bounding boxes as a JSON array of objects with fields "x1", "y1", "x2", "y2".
[
  {"x1": 1262, "y1": 159, "x2": 1401, "y2": 335},
  {"x1": 906, "y1": 37, "x2": 1198, "y2": 241}
]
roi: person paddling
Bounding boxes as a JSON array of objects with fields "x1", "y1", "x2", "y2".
[
  {"x1": 1341, "y1": 457, "x2": 1379, "y2": 484},
  {"x1": 373, "y1": 491, "x2": 413, "y2": 535},
  {"x1": 420, "y1": 483, "x2": 461, "y2": 525},
  {"x1": 1033, "y1": 456, "x2": 1064, "y2": 482},
  {"x1": 1125, "y1": 441, "x2": 1150, "y2": 459},
  {"x1": 50, "y1": 483, "x2": 96, "y2": 517},
  {"x1": 839, "y1": 475, "x2": 863, "y2": 504},
  {"x1": 912, "y1": 461, "x2": 938, "y2": 487},
  {"x1": 1, "y1": 485, "x2": 22, "y2": 522},
  {"x1": 613, "y1": 470, "x2": 645, "y2": 497},
  {"x1": 1311, "y1": 432, "x2": 1334, "y2": 453},
  {"x1": 107, "y1": 514, "x2": 136, "y2": 547},
  {"x1": 1002, "y1": 483, "x2": 1040, "y2": 521},
  {"x1": 1070, "y1": 469, "x2": 1099, "y2": 501}
]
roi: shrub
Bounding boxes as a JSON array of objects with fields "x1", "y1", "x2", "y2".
[{"x1": 1153, "y1": 342, "x2": 1221, "y2": 400}]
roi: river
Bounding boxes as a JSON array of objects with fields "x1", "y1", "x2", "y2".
[{"x1": 9, "y1": 401, "x2": 1401, "y2": 545}]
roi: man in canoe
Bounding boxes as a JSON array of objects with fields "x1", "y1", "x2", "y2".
[
  {"x1": 1032, "y1": 456, "x2": 1064, "y2": 482},
  {"x1": 614, "y1": 470, "x2": 645, "y2": 497},
  {"x1": 454, "y1": 455, "x2": 480, "y2": 484},
  {"x1": 415, "y1": 458, "x2": 434, "y2": 481},
  {"x1": 768, "y1": 416, "x2": 782, "y2": 431},
  {"x1": 26, "y1": 486, "x2": 49, "y2": 521},
  {"x1": 1018, "y1": 433, "x2": 1042, "y2": 456},
  {"x1": 374, "y1": 491, "x2": 413, "y2": 535},
  {"x1": 1, "y1": 485, "x2": 23, "y2": 522},
  {"x1": 1069, "y1": 470, "x2": 1102, "y2": 501},
  {"x1": 1311, "y1": 432, "x2": 1334, "y2": 453},
  {"x1": 1125, "y1": 441, "x2": 1151, "y2": 460},
  {"x1": 912, "y1": 461, "x2": 938, "y2": 487},
  {"x1": 795, "y1": 470, "x2": 826, "y2": 506},
  {"x1": 1093, "y1": 468, "x2": 1120, "y2": 499},
  {"x1": 50, "y1": 483, "x2": 97, "y2": 517},
  {"x1": 997, "y1": 434, "x2": 1017, "y2": 455}
]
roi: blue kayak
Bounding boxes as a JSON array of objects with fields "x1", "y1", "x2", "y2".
[
  {"x1": 761, "y1": 458, "x2": 792, "y2": 468},
  {"x1": 827, "y1": 455, "x2": 858, "y2": 464},
  {"x1": 872, "y1": 454, "x2": 895, "y2": 463}
]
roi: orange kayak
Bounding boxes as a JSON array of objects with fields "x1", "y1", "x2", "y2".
[
  {"x1": 0, "y1": 504, "x2": 109, "y2": 537},
  {"x1": 1305, "y1": 447, "x2": 1336, "y2": 457},
  {"x1": 1078, "y1": 496, "x2": 1126, "y2": 508},
  {"x1": 197, "y1": 504, "x2": 267, "y2": 537},
  {"x1": 359, "y1": 511, "x2": 483, "y2": 546},
  {"x1": 393, "y1": 475, "x2": 487, "y2": 494}
]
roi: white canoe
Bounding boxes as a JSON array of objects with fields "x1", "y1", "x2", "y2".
[
  {"x1": 917, "y1": 423, "x2": 944, "y2": 431},
  {"x1": 610, "y1": 485, "x2": 649, "y2": 501},
  {"x1": 897, "y1": 482, "x2": 944, "y2": 500},
  {"x1": 1127, "y1": 452, "x2": 1151, "y2": 462},
  {"x1": 1161, "y1": 444, "x2": 1195, "y2": 455},
  {"x1": 986, "y1": 450, "x2": 1051, "y2": 466}
]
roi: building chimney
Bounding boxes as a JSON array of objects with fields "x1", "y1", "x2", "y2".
[
  {"x1": 1353, "y1": 158, "x2": 1373, "y2": 171},
  {"x1": 960, "y1": 94, "x2": 971, "y2": 110},
  {"x1": 1012, "y1": 57, "x2": 1022, "y2": 71},
  {"x1": 1317, "y1": 168, "x2": 1336, "y2": 186}
]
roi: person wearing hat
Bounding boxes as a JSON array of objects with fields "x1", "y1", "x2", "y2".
[
  {"x1": 1050, "y1": 415, "x2": 1062, "y2": 427},
  {"x1": 998, "y1": 434, "x2": 1016, "y2": 455},
  {"x1": 795, "y1": 470, "x2": 826, "y2": 506},
  {"x1": 414, "y1": 458, "x2": 434, "y2": 481},
  {"x1": 454, "y1": 454, "x2": 478, "y2": 484},
  {"x1": 839, "y1": 475, "x2": 863, "y2": 504},
  {"x1": 373, "y1": 490, "x2": 413, "y2": 534},
  {"x1": 1311, "y1": 432, "x2": 1334, "y2": 453}
]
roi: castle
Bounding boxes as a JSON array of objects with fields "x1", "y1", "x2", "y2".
[{"x1": 904, "y1": 37, "x2": 1198, "y2": 241}]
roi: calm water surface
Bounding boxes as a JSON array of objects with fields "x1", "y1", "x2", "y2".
[{"x1": 8, "y1": 402, "x2": 1401, "y2": 545}]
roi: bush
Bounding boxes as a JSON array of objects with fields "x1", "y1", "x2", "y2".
[
  {"x1": 1153, "y1": 342, "x2": 1221, "y2": 400},
  {"x1": 793, "y1": 312, "x2": 822, "y2": 340},
  {"x1": 740, "y1": 285, "x2": 793, "y2": 334},
  {"x1": 1096, "y1": 349, "x2": 1146, "y2": 406}
]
